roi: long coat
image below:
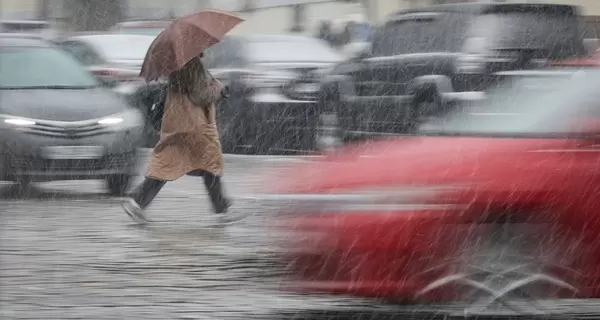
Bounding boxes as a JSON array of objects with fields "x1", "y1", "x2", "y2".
[{"x1": 146, "y1": 82, "x2": 224, "y2": 181}]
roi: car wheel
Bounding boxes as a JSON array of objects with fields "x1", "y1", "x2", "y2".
[
  {"x1": 105, "y1": 174, "x2": 132, "y2": 196},
  {"x1": 415, "y1": 222, "x2": 580, "y2": 316}
]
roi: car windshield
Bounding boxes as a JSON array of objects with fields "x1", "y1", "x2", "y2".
[
  {"x1": 419, "y1": 70, "x2": 600, "y2": 136},
  {"x1": 0, "y1": 47, "x2": 99, "y2": 89},
  {"x1": 86, "y1": 35, "x2": 155, "y2": 61},
  {"x1": 248, "y1": 39, "x2": 342, "y2": 63}
]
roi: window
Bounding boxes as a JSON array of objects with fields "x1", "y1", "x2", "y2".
[
  {"x1": 0, "y1": 47, "x2": 99, "y2": 89},
  {"x1": 371, "y1": 19, "x2": 430, "y2": 56},
  {"x1": 85, "y1": 35, "x2": 155, "y2": 61},
  {"x1": 60, "y1": 41, "x2": 104, "y2": 65},
  {"x1": 373, "y1": 12, "x2": 471, "y2": 56},
  {"x1": 247, "y1": 39, "x2": 342, "y2": 63},
  {"x1": 420, "y1": 70, "x2": 600, "y2": 136},
  {"x1": 466, "y1": 8, "x2": 583, "y2": 59},
  {"x1": 203, "y1": 38, "x2": 244, "y2": 69},
  {"x1": 425, "y1": 12, "x2": 471, "y2": 52}
]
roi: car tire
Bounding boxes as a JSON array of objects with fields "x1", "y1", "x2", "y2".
[
  {"x1": 415, "y1": 222, "x2": 579, "y2": 315},
  {"x1": 105, "y1": 174, "x2": 132, "y2": 196}
]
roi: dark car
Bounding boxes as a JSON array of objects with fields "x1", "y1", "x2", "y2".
[
  {"x1": 320, "y1": 2, "x2": 586, "y2": 143},
  {"x1": 127, "y1": 34, "x2": 343, "y2": 154},
  {"x1": 0, "y1": 34, "x2": 145, "y2": 195},
  {"x1": 54, "y1": 33, "x2": 155, "y2": 84}
]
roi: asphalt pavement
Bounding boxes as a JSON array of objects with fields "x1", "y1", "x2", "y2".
[{"x1": 0, "y1": 152, "x2": 372, "y2": 320}]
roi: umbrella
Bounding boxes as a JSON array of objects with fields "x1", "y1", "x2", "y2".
[{"x1": 140, "y1": 9, "x2": 244, "y2": 82}]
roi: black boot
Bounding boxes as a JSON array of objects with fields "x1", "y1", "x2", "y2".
[{"x1": 211, "y1": 195, "x2": 230, "y2": 214}]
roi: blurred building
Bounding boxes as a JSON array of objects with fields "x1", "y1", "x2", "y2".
[{"x1": 2, "y1": 0, "x2": 600, "y2": 37}]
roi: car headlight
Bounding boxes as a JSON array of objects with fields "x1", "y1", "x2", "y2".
[
  {"x1": 4, "y1": 118, "x2": 36, "y2": 126},
  {"x1": 97, "y1": 109, "x2": 144, "y2": 130}
]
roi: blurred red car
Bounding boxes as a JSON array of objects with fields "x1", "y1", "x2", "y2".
[
  {"x1": 552, "y1": 48, "x2": 600, "y2": 67},
  {"x1": 265, "y1": 69, "x2": 600, "y2": 316}
]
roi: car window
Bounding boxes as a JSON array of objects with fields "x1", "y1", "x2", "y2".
[
  {"x1": 60, "y1": 41, "x2": 104, "y2": 65},
  {"x1": 467, "y1": 10, "x2": 583, "y2": 59},
  {"x1": 0, "y1": 47, "x2": 99, "y2": 89},
  {"x1": 371, "y1": 20, "x2": 425, "y2": 56},
  {"x1": 85, "y1": 36, "x2": 155, "y2": 61},
  {"x1": 247, "y1": 39, "x2": 342, "y2": 63},
  {"x1": 424, "y1": 12, "x2": 472, "y2": 52},
  {"x1": 373, "y1": 13, "x2": 470, "y2": 56},
  {"x1": 203, "y1": 38, "x2": 243, "y2": 69},
  {"x1": 420, "y1": 70, "x2": 600, "y2": 136}
]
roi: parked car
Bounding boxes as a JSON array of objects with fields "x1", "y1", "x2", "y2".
[
  {"x1": 126, "y1": 34, "x2": 343, "y2": 154},
  {"x1": 263, "y1": 68, "x2": 600, "y2": 317},
  {"x1": 109, "y1": 20, "x2": 170, "y2": 37},
  {"x1": 0, "y1": 20, "x2": 57, "y2": 39},
  {"x1": 0, "y1": 34, "x2": 145, "y2": 195},
  {"x1": 53, "y1": 33, "x2": 155, "y2": 84},
  {"x1": 320, "y1": 2, "x2": 586, "y2": 145}
]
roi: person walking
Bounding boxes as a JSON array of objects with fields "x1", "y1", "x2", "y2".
[
  {"x1": 122, "y1": 9, "x2": 244, "y2": 224},
  {"x1": 121, "y1": 54, "x2": 236, "y2": 224}
]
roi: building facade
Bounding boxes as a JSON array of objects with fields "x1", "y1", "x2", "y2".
[{"x1": 2, "y1": 0, "x2": 600, "y2": 36}]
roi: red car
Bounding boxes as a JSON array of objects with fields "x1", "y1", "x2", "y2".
[
  {"x1": 552, "y1": 49, "x2": 600, "y2": 68},
  {"x1": 264, "y1": 69, "x2": 600, "y2": 316}
]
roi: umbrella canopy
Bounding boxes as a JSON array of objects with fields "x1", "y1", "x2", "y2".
[{"x1": 140, "y1": 9, "x2": 244, "y2": 82}]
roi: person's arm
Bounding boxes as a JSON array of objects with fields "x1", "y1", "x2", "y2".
[{"x1": 202, "y1": 72, "x2": 223, "y2": 103}]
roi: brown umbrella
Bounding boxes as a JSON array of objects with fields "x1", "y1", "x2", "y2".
[{"x1": 140, "y1": 9, "x2": 244, "y2": 82}]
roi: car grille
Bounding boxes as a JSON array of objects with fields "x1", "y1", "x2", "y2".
[
  {"x1": 20, "y1": 119, "x2": 108, "y2": 138},
  {"x1": 281, "y1": 67, "x2": 323, "y2": 101},
  {"x1": 8, "y1": 153, "x2": 136, "y2": 171}
]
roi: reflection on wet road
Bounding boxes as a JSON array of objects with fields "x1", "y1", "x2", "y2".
[{"x1": 0, "y1": 153, "x2": 357, "y2": 319}]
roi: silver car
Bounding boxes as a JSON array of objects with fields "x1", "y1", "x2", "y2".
[
  {"x1": 54, "y1": 33, "x2": 155, "y2": 84},
  {"x1": 0, "y1": 34, "x2": 145, "y2": 195}
]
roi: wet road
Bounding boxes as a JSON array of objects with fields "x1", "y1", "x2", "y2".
[{"x1": 0, "y1": 152, "x2": 365, "y2": 319}]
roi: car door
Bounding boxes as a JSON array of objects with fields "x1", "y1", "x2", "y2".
[
  {"x1": 352, "y1": 13, "x2": 443, "y2": 133},
  {"x1": 203, "y1": 37, "x2": 244, "y2": 84}
]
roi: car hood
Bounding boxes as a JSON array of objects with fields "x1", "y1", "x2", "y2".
[
  {"x1": 267, "y1": 136, "x2": 579, "y2": 194},
  {"x1": 0, "y1": 88, "x2": 129, "y2": 121}
]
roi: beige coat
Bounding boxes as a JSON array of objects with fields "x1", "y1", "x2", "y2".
[{"x1": 146, "y1": 83, "x2": 224, "y2": 181}]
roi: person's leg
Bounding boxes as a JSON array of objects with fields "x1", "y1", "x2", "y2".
[
  {"x1": 122, "y1": 177, "x2": 166, "y2": 223},
  {"x1": 130, "y1": 177, "x2": 167, "y2": 209},
  {"x1": 202, "y1": 172, "x2": 230, "y2": 214}
]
